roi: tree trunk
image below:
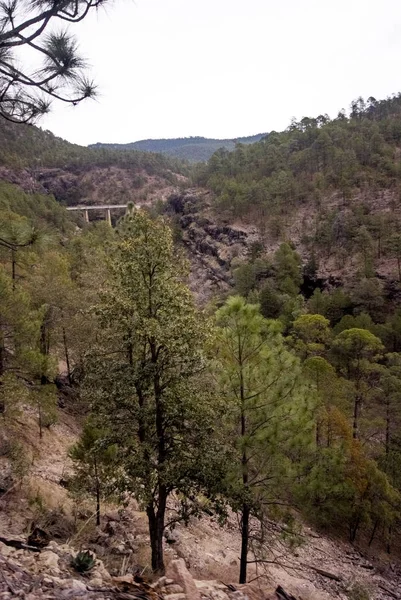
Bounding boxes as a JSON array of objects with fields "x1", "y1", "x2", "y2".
[
  {"x1": 0, "y1": 332, "x2": 4, "y2": 379},
  {"x1": 386, "y1": 397, "x2": 390, "y2": 458},
  {"x1": 11, "y1": 248, "x2": 16, "y2": 291},
  {"x1": 239, "y1": 391, "x2": 249, "y2": 585},
  {"x1": 387, "y1": 525, "x2": 392, "y2": 554},
  {"x1": 239, "y1": 502, "x2": 250, "y2": 584},
  {"x1": 368, "y1": 519, "x2": 378, "y2": 546},
  {"x1": 94, "y1": 457, "x2": 100, "y2": 526},
  {"x1": 353, "y1": 396, "x2": 361, "y2": 439},
  {"x1": 40, "y1": 314, "x2": 50, "y2": 385},
  {"x1": 349, "y1": 515, "x2": 361, "y2": 542},
  {"x1": 62, "y1": 326, "x2": 72, "y2": 385},
  {"x1": 38, "y1": 398, "x2": 43, "y2": 439},
  {"x1": 147, "y1": 489, "x2": 166, "y2": 574}
]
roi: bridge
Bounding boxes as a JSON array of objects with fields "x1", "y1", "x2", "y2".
[{"x1": 66, "y1": 204, "x2": 129, "y2": 224}]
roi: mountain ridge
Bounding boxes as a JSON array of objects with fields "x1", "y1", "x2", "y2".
[{"x1": 89, "y1": 133, "x2": 268, "y2": 162}]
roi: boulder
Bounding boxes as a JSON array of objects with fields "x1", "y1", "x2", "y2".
[
  {"x1": 166, "y1": 558, "x2": 201, "y2": 600},
  {"x1": 37, "y1": 550, "x2": 60, "y2": 574}
]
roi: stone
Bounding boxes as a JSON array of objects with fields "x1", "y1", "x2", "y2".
[
  {"x1": 105, "y1": 520, "x2": 118, "y2": 535},
  {"x1": 91, "y1": 559, "x2": 111, "y2": 581},
  {"x1": 37, "y1": 550, "x2": 60, "y2": 574},
  {"x1": 89, "y1": 577, "x2": 103, "y2": 587},
  {"x1": 154, "y1": 575, "x2": 167, "y2": 588},
  {"x1": 105, "y1": 510, "x2": 121, "y2": 522},
  {"x1": 164, "y1": 528, "x2": 180, "y2": 544},
  {"x1": 112, "y1": 574, "x2": 134, "y2": 584},
  {"x1": 71, "y1": 579, "x2": 87, "y2": 593},
  {"x1": 164, "y1": 595, "x2": 186, "y2": 600},
  {"x1": 210, "y1": 591, "x2": 230, "y2": 600},
  {"x1": 166, "y1": 559, "x2": 201, "y2": 600},
  {"x1": 166, "y1": 584, "x2": 184, "y2": 594},
  {"x1": 0, "y1": 542, "x2": 13, "y2": 557}
]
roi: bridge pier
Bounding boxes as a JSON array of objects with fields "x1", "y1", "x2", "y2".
[
  {"x1": 106, "y1": 208, "x2": 111, "y2": 225},
  {"x1": 84, "y1": 209, "x2": 89, "y2": 223}
]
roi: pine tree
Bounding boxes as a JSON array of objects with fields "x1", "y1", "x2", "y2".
[
  {"x1": 82, "y1": 208, "x2": 225, "y2": 573},
  {"x1": 332, "y1": 328, "x2": 384, "y2": 439},
  {"x1": 69, "y1": 421, "x2": 117, "y2": 526},
  {"x1": 215, "y1": 296, "x2": 312, "y2": 583}
]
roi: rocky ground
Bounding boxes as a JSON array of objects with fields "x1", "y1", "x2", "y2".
[{"x1": 0, "y1": 538, "x2": 269, "y2": 600}]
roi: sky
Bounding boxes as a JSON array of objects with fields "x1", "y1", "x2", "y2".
[{"x1": 40, "y1": 0, "x2": 401, "y2": 146}]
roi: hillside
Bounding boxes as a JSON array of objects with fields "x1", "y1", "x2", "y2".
[
  {"x1": 89, "y1": 133, "x2": 267, "y2": 163},
  {"x1": 0, "y1": 119, "x2": 189, "y2": 206},
  {"x1": 4, "y1": 95, "x2": 401, "y2": 600}
]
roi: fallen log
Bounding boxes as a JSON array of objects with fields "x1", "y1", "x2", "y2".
[
  {"x1": 0, "y1": 536, "x2": 41, "y2": 553},
  {"x1": 378, "y1": 583, "x2": 401, "y2": 599},
  {"x1": 275, "y1": 586, "x2": 298, "y2": 600},
  {"x1": 304, "y1": 564, "x2": 342, "y2": 582}
]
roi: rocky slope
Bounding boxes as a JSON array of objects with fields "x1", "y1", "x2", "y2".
[
  {"x1": 164, "y1": 187, "x2": 401, "y2": 304},
  {"x1": 164, "y1": 189, "x2": 259, "y2": 302},
  {"x1": 0, "y1": 165, "x2": 187, "y2": 207},
  {"x1": 1, "y1": 406, "x2": 400, "y2": 600}
]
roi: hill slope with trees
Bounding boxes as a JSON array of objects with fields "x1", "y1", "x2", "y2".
[
  {"x1": 0, "y1": 119, "x2": 189, "y2": 206},
  {"x1": 90, "y1": 133, "x2": 267, "y2": 162},
  {"x1": 4, "y1": 95, "x2": 401, "y2": 599}
]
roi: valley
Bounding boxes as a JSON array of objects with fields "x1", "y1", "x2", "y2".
[{"x1": 3, "y1": 94, "x2": 401, "y2": 600}]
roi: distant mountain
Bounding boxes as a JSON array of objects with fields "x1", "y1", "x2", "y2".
[{"x1": 89, "y1": 134, "x2": 268, "y2": 163}]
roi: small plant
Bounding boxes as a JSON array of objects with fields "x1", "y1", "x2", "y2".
[
  {"x1": 71, "y1": 550, "x2": 96, "y2": 573},
  {"x1": 347, "y1": 582, "x2": 371, "y2": 600}
]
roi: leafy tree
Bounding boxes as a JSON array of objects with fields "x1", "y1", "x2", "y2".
[
  {"x1": 291, "y1": 313, "x2": 331, "y2": 358},
  {"x1": 298, "y1": 424, "x2": 399, "y2": 543},
  {"x1": 0, "y1": 0, "x2": 105, "y2": 122},
  {"x1": 215, "y1": 296, "x2": 312, "y2": 583},
  {"x1": 259, "y1": 281, "x2": 281, "y2": 319},
  {"x1": 350, "y1": 278, "x2": 385, "y2": 322},
  {"x1": 273, "y1": 243, "x2": 302, "y2": 296},
  {"x1": 386, "y1": 234, "x2": 401, "y2": 281},
  {"x1": 69, "y1": 421, "x2": 117, "y2": 525},
  {"x1": 82, "y1": 208, "x2": 225, "y2": 573},
  {"x1": 332, "y1": 328, "x2": 384, "y2": 438},
  {"x1": 302, "y1": 356, "x2": 350, "y2": 446},
  {"x1": 0, "y1": 212, "x2": 40, "y2": 287},
  {"x1": 233, "y1": 263, "x2": 257, "y2": 297},
  {"x1": 354, "y1": 226, "x2": 374, "y2": 277}
]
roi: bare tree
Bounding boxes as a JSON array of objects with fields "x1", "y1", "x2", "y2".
[{"x1": 0, "y1": 0, "x2": 107, "y2": 123}]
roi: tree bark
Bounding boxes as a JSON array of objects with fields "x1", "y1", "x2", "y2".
[
  {"x1": 368, "y1": 519, "x2": 378, "y2": 546},
  {"x1": 385, "y1": 397, "x2": 390, "y2": 458},
  {"x1": 147, "y1": 487, "x2": 167, "y2": 574},
  {"x1": 11, "y1": 248, "x2": 16, "y2": 291},
  {"x1": 353, "y1": 396, "x2": 361, "y2": 439},
  {"x1": 62, "y1": 325, "x2": 72, "y2": 385},
  {"x1": 94, "y1": 456, "x2": 100, "y2": 526},
  {"x1": 239, "y1": 502, "x2": 250, "y2": 584}
]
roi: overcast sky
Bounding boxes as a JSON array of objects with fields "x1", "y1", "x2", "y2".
[{"x1": 40, "y1": 0, "x2": 401, "y2": 146}]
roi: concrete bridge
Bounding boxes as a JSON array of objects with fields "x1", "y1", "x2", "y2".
[{"x1": 66, "y1": 204, "x2": 129, "y2": 224}]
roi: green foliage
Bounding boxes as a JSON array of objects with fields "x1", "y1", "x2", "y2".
[
  {"x1": 273, "y1": 243, "x2": 302, "y2": 296},
  {"x1": 0, "y1": 120, "x2": 188, "y2": 177},
  {"x1": 291, "y1": 314, "x2": 331, "y2": 357},
  {"x1": 347, "y1": 582, "x2": 372, "y2": 600},
  {"x1": 215, "y1": 296, "x2": 313, "y2": 582},
  {"x1": 201, "y1": 94, "x2": 401, "y2": 224},
  {"x1": 71, "y1": 550, "x2": 96, "y2": 573},
  {"x1": 80, "y1": 208, "x2": 226, "y2": 573},
  {"x1": 69, "y1": 421, "x2": 117, "y2": 525},
  {"x1": 91, "y1": 134, "x2": 267, "y2": 163}
]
